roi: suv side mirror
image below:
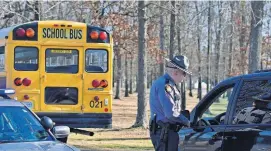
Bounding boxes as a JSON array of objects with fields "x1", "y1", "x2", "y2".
[
  {"x1": 40, "y1": 116, "x2": 55, "y2": 130},
  {"x1": 181, "y1": 110, "x2": 190, "y2": 120},
  {"x1": 52, "y1": 126, "x2": 70, "y2": 140}
]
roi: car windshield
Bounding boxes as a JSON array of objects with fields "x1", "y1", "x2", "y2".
[{"x1": 0, "y1": 106, "x2": 53, "y2": 143}]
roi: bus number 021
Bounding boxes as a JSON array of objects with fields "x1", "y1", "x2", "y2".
[{"x1": 90, "y1": 101, "x2": 103, "y2": 108}]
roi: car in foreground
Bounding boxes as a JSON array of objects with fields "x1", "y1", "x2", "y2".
[
  {"x1": 179, "y1": 70, "x2": 271, "y2": 151},
  {"x1": 0, "y1": 89, "x2": 80, "y2": 151}
]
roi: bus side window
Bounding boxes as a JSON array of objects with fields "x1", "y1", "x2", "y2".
[{"x1": 0, "y1": 46, "x2": 4, "y2": 71}]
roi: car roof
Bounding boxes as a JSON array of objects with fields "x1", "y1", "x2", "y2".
[
  {"x1": 0, "y1": 99, "x2": 24, "y2": 107},
  {"x1": 218, "y1": 70, "x2": 271, "y2": 85}
]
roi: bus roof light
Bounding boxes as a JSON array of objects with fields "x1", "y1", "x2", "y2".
[
  {"x1": 90, "y1": 31, "x2": 99, "y2": 40},
  {"x1": 22, "y1": 78, "x2": 31, "y2": 86},
  {"x1": 26, "y1": 28, "x2": 35, "y2": 38},
  {"x1": 16, "y1": 28, "x2": 25, "y2": 37},
  {"x1": 53, "y1": 24, "x2": 59, "y2": 27},
  {"x1": 99, "y1": 31, "x2": 107, "y2": 41}
]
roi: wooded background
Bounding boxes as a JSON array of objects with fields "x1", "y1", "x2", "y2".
[{"x1": 0, "y1": 1, "x2": 270, "y2": 128}]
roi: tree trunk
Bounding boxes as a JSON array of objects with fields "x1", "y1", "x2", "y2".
[
  {"x1": 150, "y1": 69, "x2": 153, "y2": 87},
  {"x1": 114, "y1": 52, "x2": 121, "y2": 99},
  {"x1": 195, "y1": 1, "x2": 202, "y2": 101},
  {"x1": 181, "y1": 82, "x2": 186, "y2": 110},
  {"x1": 189, "y1": 75, "x2": 193, "y2": 97},
  {"x1": 113, "y1": 56, "x2": 116, "y2": 88},
  {"x1": 57, "y1": 2, "x2": 62, "y2": 20},
  {"x1": 177, "y1": 13, "x2": 181, "y2": 55},
  {"x1": 228, "y1": 2, "x2": 234, "y2": 77},
  {"x1": 124, "y1": 53, "x2": 129, "y2": 97},
  {"x1": 239, "y1": 2, "x2": 247, "y2": 74},
  {"x1": 34, "y1": 1, "x2": 39, "y2": 21},
  {"x1": 206, "y1": 3, "x2": 212, "y2": 115},
  {"x1": 147, "y1": 73, "x2": 150, "y2": 89},
  {"x1": 23, "y1": 1, "x2": 30, "y2": 22},
  {"x1": 215, "y1": 1, "x2": 222, "y2": 86},
  {"x1": 129, "y1": 57, "x2": 133, "y2": 94},
  {"x1": 159, "y1": 1, "x2": 165, "y2": 76},
  {"x1": 120, "y1": 79, "x2": 122, "y2": 88},
  {"x1": 169, "y1": 0, "x2": 176, "y2": 59},
  {"x1": 176, "y1": 5, "x2": 186, "y2": 107},
  {"x1": 248, "y1": 1, "x2": 264, "y2": 73},
  {"x1": 133, "y1": 0, "x2": 148, "y2": 128},
  {"x1": 135, "y1": 75, "x2": 138, "y2": 93}
]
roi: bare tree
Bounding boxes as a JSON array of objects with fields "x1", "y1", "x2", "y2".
[
  {"x1": 248, "y1": 1, "x2": 264, "y2": 73},
  {"x1": 133, "y1": 0, "x2": 148, "y2": 128},
  {"x1": 159, "y1": 1, "x2": 165, "y2": 76},
  {"x1": 114, "y1": 46, "x2": 121, "y2": 99},
  {"x1": 206, "y1": 1, "x2": 211, "y2": 92},
  {"x1": 195, "y1": 1, "x2": 202, "y2": 101},
  {"x1": 215, "y1": 1, "x2": 222, "y2": 85},
  {"x1": 169, "y1": 0, "x2": 175, "y2": 59},
  {"x1": 124, "y1": 52, "x2": 129, "y2": 97},
  {"x1": 34, "y1": 1, "x2": 39, "y2": 20},
  {"x1": 228, "y1": 2, "x2": 234, "y2": 77},
  {"x1": 129, "y1": 55, "x2": 133, "y2": 94}
]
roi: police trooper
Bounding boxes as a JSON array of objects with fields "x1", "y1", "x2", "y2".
[
  {"x1": 233, "y1": 91, "x2": 271, "y2": 124},
  {"x1": 149, "y1": 55, "x2": 191, "y2": 151}
]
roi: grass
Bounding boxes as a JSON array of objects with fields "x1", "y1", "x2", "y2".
[
  {"x1": 67, "y1": 89, "x2": 200, "y2": 151},
  {"x1": 202, "y1": 98, "x2": 229, "y2": 117}
]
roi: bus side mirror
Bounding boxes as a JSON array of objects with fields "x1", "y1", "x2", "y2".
[{"x1": 181, "y1": 110, "x2": 190, "y2": 120}]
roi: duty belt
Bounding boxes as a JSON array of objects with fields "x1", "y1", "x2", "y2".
[{"x1": 156, "y1": 123, "x2": 182, "y2": 132}]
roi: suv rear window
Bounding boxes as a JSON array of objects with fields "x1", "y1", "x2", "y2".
[
  {"x1": 45, "y1": 48, "x2": 78, "y2": 73},
  {"x1": 14, "y1": 47, "x2": 38, "y2": 71}
]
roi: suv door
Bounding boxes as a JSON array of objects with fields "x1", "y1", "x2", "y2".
[
  {"x1": 223, "y1": 74, "x2": 271, "y2": 151},
  {"x1": 179, "y1": 78, "x2": 241, "y2": 151}
]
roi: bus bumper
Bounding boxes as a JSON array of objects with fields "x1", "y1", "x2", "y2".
[{"x1": 35, "y1": 112, "x2": 112, "y2": 129}]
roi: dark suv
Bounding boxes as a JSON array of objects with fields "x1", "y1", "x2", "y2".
[{"x1": 179, "y1": 70, "x2": 271, "y2": 151}]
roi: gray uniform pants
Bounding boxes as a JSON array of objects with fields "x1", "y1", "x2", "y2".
[{"x1": 150, "y1": 129, "x2": 179, "y2": 151}]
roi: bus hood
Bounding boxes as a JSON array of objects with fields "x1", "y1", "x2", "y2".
[{"x1": 0, "y1": 141, "x2": 80, "y2": 151}]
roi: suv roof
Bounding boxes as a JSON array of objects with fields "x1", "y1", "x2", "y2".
[{"x1": 221, "y1": 70, "x2": 271, "y2": 83}]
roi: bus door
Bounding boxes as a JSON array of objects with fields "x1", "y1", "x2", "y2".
[
  {"x1": 40, "y1": 46, "x2": 83, "y2": 112},
  {"x1": 82, "y1": 48, "x2": 112, "y2": 113}
]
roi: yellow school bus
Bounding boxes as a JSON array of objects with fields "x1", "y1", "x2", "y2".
[{"x1": 0, "y1": 20, "x2": 113, "y2": 129}]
